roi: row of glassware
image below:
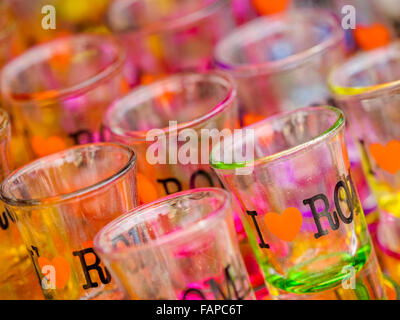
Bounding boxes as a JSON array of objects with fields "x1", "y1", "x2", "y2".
[{"x1": 0, "y1": 0, "x2": 400, "y2": 300}]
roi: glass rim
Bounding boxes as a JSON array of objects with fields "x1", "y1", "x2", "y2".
[
  {"x1": 0, "y1": 142, "x2": 136, "y2": 207},
  {"x1": 94, "y1": 187, "x2": 230, "y2": 258},
  {"x1": 108, "y1": 0, "x2": 230, "y2": 36},
  {"x1": 214, "y1": 8, "x2": 344, "y2": 76},
  {"x1": 210, "y1": 106, "x2": 345, "y2": 170},
  {"x1": 328, "y1": 41, "x2": 400, "y2": 99},
  {"x1": 104, "y1": 71, "x2": 237, "y2": 141},
  {"x1": 1, "y1": 34, "x2": 126, "y2": 102}
]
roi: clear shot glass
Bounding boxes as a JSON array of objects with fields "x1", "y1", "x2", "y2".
[
  {"x1": 210, "y1": 106, "x2": 386, "y2": 300},
  {"x1": 103, "y1": 70, "x2": 265, "y2": 292},
  {"x1": 0, "y1": 34, "x2": 127, "y2": 166},
  {"x1": 0, "y1": 143, "x2": 138, "y2": 300},
  {"x1": 103, "y1": 71, "x2": 239, "y2": 203},
  {"x1": 106, "y1": 0, "x2": 236, "y2": 85},
  {"x1": 94, "y1": 187, "x2": 255, "y2": 300},
  {"x1": 329, "y1": 41, "x2": 400, "y2": 283},
  {"x1": 235, "y1": 3, "x2": 378, "y2": 224},
  {"x1": 214, "y1": 8, "x2": 346, "y2": 126},
  {"x1": 0, "y1": 109, "x2": 43, "y2": 299}
]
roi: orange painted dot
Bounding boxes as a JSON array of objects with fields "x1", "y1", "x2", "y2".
[
  {"x1": 31, "y1": 135, "x2": 67, "y2": 157},
  {"x1": 354, "y1": 23, "x2": 391, "y2": 51},
  {"x1": 83, "y1": 240, "x2": 94, "y2": 249},
  {"x1": 251, "y1": 0, "x2": 290, "y2": 15},
  {"x1": 137, "y1": 172, "x2": 159, "y2": 204},
  {"x1": 31, "y1": 89, "x2": 59, "y2": 101},
  {"x1": 140, "y1": 73, "x2": 167, "y2": 85},
  {"x1": 242, "y1": 113, "x2": 265, "y2": 127},
  {"x1": 120, "y1": 78, "x2": 130, "y2": 94},
  {"x1": 51, "y1": 51, "x2": 72, "y2": 68},
  {"x1": 158, "y1": 91, "x2": 175, "y2": 106}
]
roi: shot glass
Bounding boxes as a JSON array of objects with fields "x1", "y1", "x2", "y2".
[
  {"x1": 103, "y1": 71, "x2": 265, "y2": 290},
  {"x1": 0, "y1": 109, "x2": 43, "y2": 299},
  {"x1": 1, "y1": 34, "x2": 128, "y2": 167},
  {"x1": 329, "y1": 42, "x2": 400, "y2": 281},
  {"x1": 106, "y1": 0, "x2": 236, "y2": 85},
  {"x1": 210, "y1": 106, "x2": 386, "y2": 300},
  {"x1": 103, "y1": 71, "x2": 239, "y2": 202},
  {"x1": 239, "y1": 4, "x2": 379, "y2": 223},
  {"x1": 0, "y1": 142, "x2": 138, "y2": 300},
  {"x1": 214, "y1": 8, "x2": 346, "y2": 126},
  {"x1": 94, "y1": 188, "x2": 255, "y2": 300}
]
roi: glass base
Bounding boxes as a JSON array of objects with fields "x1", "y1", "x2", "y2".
[{"x1": 267, "y1": 252, "x2": 386, "y2": 300}]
